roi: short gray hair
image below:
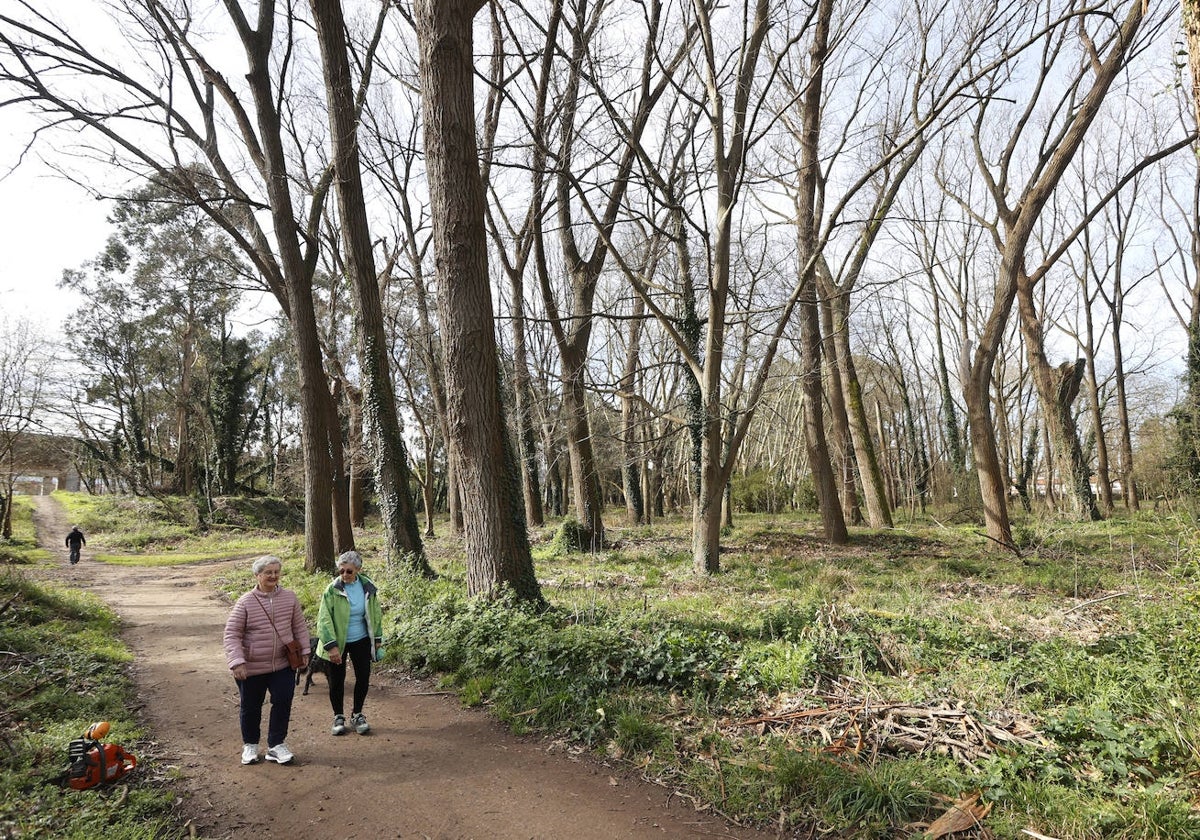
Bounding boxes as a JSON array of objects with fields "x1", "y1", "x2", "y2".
[
  {"x1": 252, "y1": 555, "x2": 283, "y2": 575},
  {"x1": 337, "y1": 550, "x2": 363, "y2": 569}
]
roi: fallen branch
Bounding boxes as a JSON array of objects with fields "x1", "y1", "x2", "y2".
[{"x1": 1063, "y1": 592, "x2": 1130, "y2": 615}]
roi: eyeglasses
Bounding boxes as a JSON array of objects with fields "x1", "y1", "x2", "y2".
[{"x1": 339, "y1": 568, "x2": 357, "y2": 575}]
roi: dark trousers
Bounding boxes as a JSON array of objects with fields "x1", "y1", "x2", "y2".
[
  {"x1": 327, "y1": 636, "x2": 372, "y2": 716},
  {"x1": 236, "y1": 666, "x2": 295, "y2": 747}
]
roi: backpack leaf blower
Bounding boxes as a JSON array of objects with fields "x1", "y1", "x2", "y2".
[{"x1": 66, "y1": 721, "x2": 137, "y2": 790}]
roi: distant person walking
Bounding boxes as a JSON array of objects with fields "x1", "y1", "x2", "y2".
[
  {"x1": 223, "y1": 555, "x2": 309, "y2": 766},
  {"x1": 316, "y1": 550, "x2": 384, "y2": 736},
  {"x1": 65, "y1": 526, "x2": 85, "y2": 565}
]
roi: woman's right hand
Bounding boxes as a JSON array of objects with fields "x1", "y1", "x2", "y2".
[
  {"x1": 329, "y1": 646, "x2": 342, "y2": 665},
  {"x1": 231, "y1": 664, "x2": 247, "y2": 680}
]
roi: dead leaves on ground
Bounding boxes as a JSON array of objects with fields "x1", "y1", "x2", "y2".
[{"x1": 917, "y1": 792, "x2": 992, "y2": 838}]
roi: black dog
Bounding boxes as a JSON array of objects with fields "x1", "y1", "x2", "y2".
[{"x1": 296, "y1": 636, "x2": 330, "y2": 695}]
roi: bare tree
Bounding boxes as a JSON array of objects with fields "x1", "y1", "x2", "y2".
[
  {"x1": 480, "y1": 3, "x2": 546, "y2": 530},
  {"x1": 946, "y1": 0, "x2": 1166, "y2": 547},
  {"x1": 0, "y1": 317, "x2": 52, "y2": 538},
  {"x1": 793, "y1": 0, "x2": 849, "y2": 544},
  {"x1": 895, "y1": 172, "x2": 980, "y2": 505},
  {"x1": 0, "y1": 1, "x2": 347, "y2": 570},
  {"x1": 310, "y1": 0, "x2": 430, "y2": 575},
  {"x1": 359, "y1": 45, "x2": 466, "y2": 536},
  {"x1": 680, "y1": 0, "x2": 788, "y2": 570},
  {"x1": 1060, "y1": 142, "x2": 1159, "y2": 513},
  {"x1": 533, "y1": 0, "x2": 693, "y2": 551},
  {"x1": 413, "y1": 0, "x2": 542, "y2": 602}
]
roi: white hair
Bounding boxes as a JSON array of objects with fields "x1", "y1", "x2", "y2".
[
  {"x1": 337, "y1": 550, "x2": 363, "y2": 569},
  {"x1": 252, "y1": 555, "x2": 282, "y2": 575}
]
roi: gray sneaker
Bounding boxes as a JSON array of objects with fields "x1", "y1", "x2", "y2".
[
  {"x1": 265, "y1": 743, "x2": 294, "y2": 764},
  {"x1": 351, "y1": 712, "x2": 370, "y2": 734},
  {"x1": 331, "y1": 714, "x2": 346, "y2": 736}
]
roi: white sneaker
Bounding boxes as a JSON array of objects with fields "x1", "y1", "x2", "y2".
[
  {"x1": 240, "y1": 744, "x2": 259, "y2": 765},
  {"x1": 331, "y1": 714, "x2": 347, "y2": 736},
  {"x1": 351, "y1": 712, "x2": 370, "y2": 734},
  {"x1": 265, "y1": 743, "x2": 294, "y2": 764}
]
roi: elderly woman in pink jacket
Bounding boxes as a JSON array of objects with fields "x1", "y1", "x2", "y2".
[{"x1": 223, "y1": 555, "x2": 309, "y2": 766}]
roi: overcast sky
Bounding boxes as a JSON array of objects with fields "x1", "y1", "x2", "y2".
[{"x1": 0, "y1": 139, "x2": 109, "y2": 328}]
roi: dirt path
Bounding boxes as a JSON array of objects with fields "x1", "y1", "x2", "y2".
[{"x1": 29, "y1": 497, "x2": 772, "y2": 840}]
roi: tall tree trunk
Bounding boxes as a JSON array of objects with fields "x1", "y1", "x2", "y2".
[
  {"x1": 930, "y1": 281, "x2": 969, "y2": 502},
  {"x1": 958, "y1": 0, "x2": 1147, "y2": 549},
  {"x1": 0, "y1": 480, "x2": 11, "y2": 541},
  {"x1": 1016, "y1": 277, "x2": 1101, "y2": 521},
  {"x1": 415, "y1": 0, "x2": 542, "y2": 603},
  {"x1": 828, "y1": 290, "x2": 893, "y2": 528},
  {"x1": 326, "y1": 379, "x2": 355, "y2": 553},
  {"x1": 800, "y1": 287, "x2": 847, "y2": 543},
  {"x1": 561, "y1": 344, "x2": 605, "y2": 549},
  {"x1": 175, "y1": 319, "x2": 195, "y2": 495},
  {"x1": 311, "y1": 0, "x2": 431, "y2": 573},
  {"x1": 820, "y1": 293, "x2": 862, "y2": 524},
  {"x1": 538, "y1": 0, "x2": 656, "y2": 553},
  {"x1": 1081, "y1": 303, "x2": 1114, "y2": 514},
  {"x1": 641, "y1": 422, "x2": 655, "y2": 524},
  {"x1": 874, "y1": 402, "x2": 895, "y2": 511},
  {"x1": 1111, "y1": 326, "x2": 1138, "y2": 509},
  {"x1": 233, "y1": 0, "x2": 337, "y2": 573},
  {"x1": 421, "y1": 426, "x2": 436, "y2": 537},
  {"x1": 964, "y1": 362, "x2": 1014, "y2": 551},
  {"x1": 545, "y1": 451, "x2": 564, "y2": 518},
  {"x1": 621, "y1": 294, "x2": 646, "y2": 525},
  {"x1": 346, "y1": 386, "x2": 366, "y2": 527},
  {"x1": 409, "y1": 267, "x2": 463, "y2": 534},
  {"x1": 505, "y1": 258, "x2": 544, "y2": 528},
  {"x1": 291, "y1": 296, "x2": 336, "y2": 573},
  {"x1": 790, "y1": 0, "x2": 846, "y2": 545},
  {"x1": 674, "y1": 202, "x2": 704, "y2": 510},
  {"x1": 722, "y1": 409, "x2": 737, "y2": 531},
  {"x1": 692, "y1": 173, "x2": 732, "y2": 573}
]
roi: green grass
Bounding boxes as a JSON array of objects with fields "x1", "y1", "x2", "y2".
[
  {"x1": 53, "y1": 490, "x2": 305, "y2": 566},
  {"x1": 15, "y1": 494, "x2": 1200, "y2": 837},
  {"x1": 0, "y1": 527, "x2": 184, "y2": 837},
  {"x1": 0, "y1": 495, "x2": 51, "y2": 564},
  {"x1": 379, "y1": 509, "x2": 1200, "y2": 838}
]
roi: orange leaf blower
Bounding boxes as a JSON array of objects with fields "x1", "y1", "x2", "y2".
[{"x1": 66, "y1": 721, "x2": 137, "y2": 790}]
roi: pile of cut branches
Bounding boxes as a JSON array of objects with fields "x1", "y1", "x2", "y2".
[{"x1": 732, "y1": 691, "x2": 1046, "y2": 769}]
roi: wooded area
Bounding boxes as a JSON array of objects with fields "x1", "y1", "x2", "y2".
[{"x1": 1, "y1": 0, "x2": 1198, "y2": 593}]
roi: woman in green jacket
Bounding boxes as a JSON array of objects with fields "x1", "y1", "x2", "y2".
[{"x1": 316, "y1": 550, "x2": 384, "y2": 735}]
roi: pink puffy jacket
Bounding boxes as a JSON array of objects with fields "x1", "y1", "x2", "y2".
[{"x1": 223, "y1": 587, "x2": 309, "y2": 677}]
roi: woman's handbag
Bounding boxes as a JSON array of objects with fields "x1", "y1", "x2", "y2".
[{"x1": 284, "y1": 638, "x2": 304, "y2": 670}]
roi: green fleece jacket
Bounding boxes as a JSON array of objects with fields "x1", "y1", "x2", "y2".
[{"x1": 315, "y1": 573, "x2": 384, "y2": 660}]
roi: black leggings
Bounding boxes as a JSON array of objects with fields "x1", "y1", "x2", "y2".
[{"x1": 327, "y1": 636, "x2": 372, "y2": 716}]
